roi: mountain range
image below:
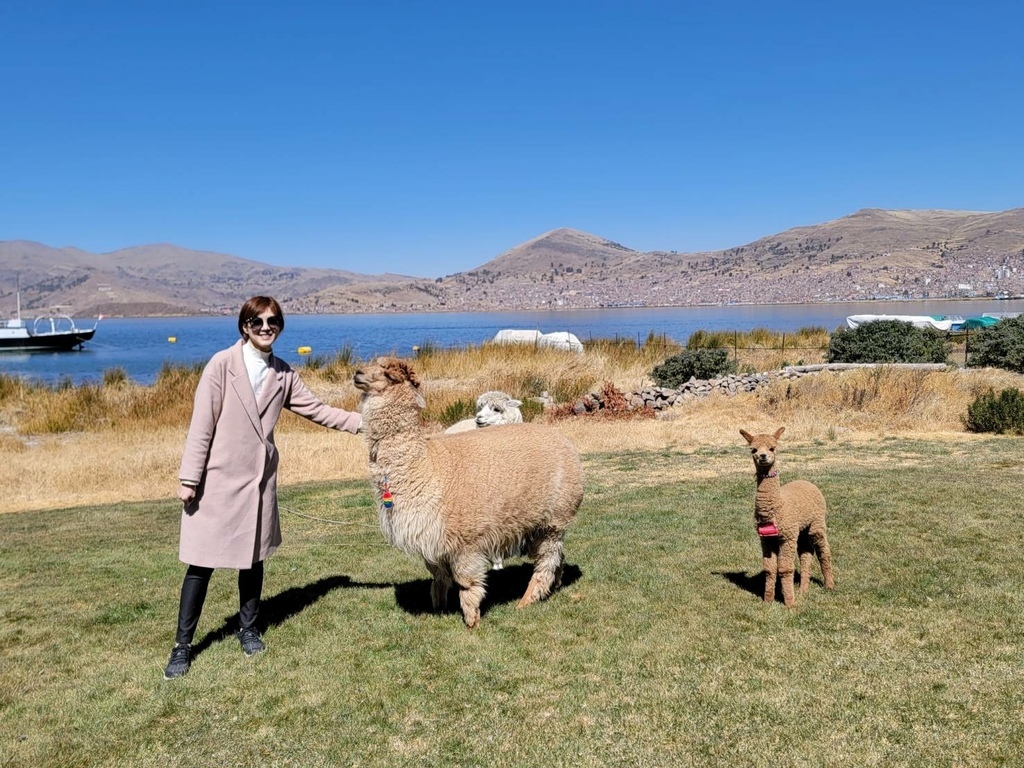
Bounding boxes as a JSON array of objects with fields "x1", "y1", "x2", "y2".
[{"x1": 2, "y1": 207, "x2": 1023, "y2": 317}]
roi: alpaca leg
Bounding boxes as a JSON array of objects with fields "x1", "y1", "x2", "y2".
[
  {"x1": 518, "y1": 532, "x2": 564, "y2": 608},
  {"x1": 777, "y1": 539, "x2": 798, "y2": 607},
  {"x1": 425, "y1": 560, "x2": 453, "y2": 612},
  {"x1": 797, "y1": 531, "x2": 815, "y2": 594},
  {"x1": 814, "y1": 530, "x2": 835, "y2": 590},
  {"x1": 798, "y1": 551, "x2": 814, "y2": 593},
  {"x1": 451, "y1": 553, "x2": 489, "y2": 629},
  {"x1": 760, "y1": 539, "x2": 778, "y2": 603}
]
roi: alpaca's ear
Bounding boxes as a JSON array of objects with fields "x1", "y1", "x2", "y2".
[
  {"x1": 414, "y1": 390, "x2": 426, "y2": 410},
  {"x1": 382, "y1": 359, "x2": 420, "y2": 388},
  {"x1": 381, "y1": 359, "x2": 404, "y2": 383},
  {"x1": 739, "y1": 429, "x2": 753, "y2": 444},
  {"x1": 404, "y1": 363, "x2": 421, "y2": 389},
  {"x1": 773, "y1": 427, "x2": 786, "y2": 439}
]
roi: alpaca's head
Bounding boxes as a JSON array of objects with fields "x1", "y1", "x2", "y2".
[
  {"x1": 353, "y1": 357, "x2": 426, "y2": 425},
  {"x1": 474, "y1": 391, "x2": 524, "y2": 428},
  {"x1": 739, "y1": 427, "x2": 786, "y2": 472}
]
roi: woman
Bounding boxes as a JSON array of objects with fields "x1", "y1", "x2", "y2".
[{"x1": 164, "y1": 296, "x2": 361, "y2": 680}]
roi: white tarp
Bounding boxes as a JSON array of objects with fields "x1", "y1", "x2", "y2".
[
  {"x1": 492, "y1": 329, "x2": 583, "y2": 353},
  {"x1": 539, "y1": 331, "x2": 584, "y2": 353},
  {"x1": 845, "y1": 314, "x2": 962, "y2": 332},
  {"x1": 493, "y1": 329, "x2": 543, "y2": 345}
]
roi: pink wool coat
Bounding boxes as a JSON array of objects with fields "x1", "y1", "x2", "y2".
[{"x1": 178, "y1": 340, "x2": 361, "y2": 569}]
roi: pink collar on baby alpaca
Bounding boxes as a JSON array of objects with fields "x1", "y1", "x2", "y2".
[{"x1": 759, "y1": 469, "x2": 779, "y2": 479}]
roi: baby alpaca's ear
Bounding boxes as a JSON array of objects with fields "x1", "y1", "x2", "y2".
[
  {"x1": 739, "y1": 429, "x2": 754, "y2": 444},
  {"x1": 773, "y1": 427, "x2": 786, "y2": 439}
]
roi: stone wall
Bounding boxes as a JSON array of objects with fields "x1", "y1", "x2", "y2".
[{"x1": 564, "y1": 363, "x2": 950, "y2": 415}]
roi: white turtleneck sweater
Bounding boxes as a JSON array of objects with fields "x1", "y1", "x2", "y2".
[{"x1": 242, "y1": 341, "x2": 272, "y2": 397}]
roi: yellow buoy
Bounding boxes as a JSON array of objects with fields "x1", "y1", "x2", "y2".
[
  {"x1": 297, "y1": 346, "x2": 312, "y2": 355},
  {"x1": 168, "y1": 336, "x2": 177, "y2": 343}
]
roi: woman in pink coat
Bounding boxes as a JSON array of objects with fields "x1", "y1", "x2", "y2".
[{"x1": 163, "y1": 296, "x2": 361, "y2": 680}]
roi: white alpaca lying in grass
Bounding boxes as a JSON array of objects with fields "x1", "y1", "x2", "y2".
[{"x1": 443, "y1": 391, "x2": 524, "y2": 434}]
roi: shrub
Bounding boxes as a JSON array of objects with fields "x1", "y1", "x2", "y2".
[
  {"x1": 650, "y1": 348, "x2": 736, "y2": 388},
  {"x1": 827, "y1": 320, "x2": 949, "y2": 364},
  {"x1": 964, "y1": 388, "x2": 1024, "y2": 434},
  {"x1": 967, "y1": 316, "x2": 1024, "y2": 372}
]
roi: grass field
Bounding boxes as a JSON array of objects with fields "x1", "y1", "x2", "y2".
[{"x1": 3, "y1": 436, "x2": 1024, "y2": 767}]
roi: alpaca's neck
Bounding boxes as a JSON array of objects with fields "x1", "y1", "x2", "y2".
[
  {"x1": 361, "y1": 399, "x2": 425, "y2": 467},
  {"x1": 364, "y1": 414, "x2": 444, "y2": 560},
  {"x1": 754, "y1": 467, "x2": 783, "y2": 521},
  {"x1": 368, "y1": 426, "x2": 428, "y2": 475}
]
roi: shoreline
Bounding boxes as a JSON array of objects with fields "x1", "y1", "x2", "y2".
[{"x1": 55, "y1": 294, "x2": 1022, "y2": 320}]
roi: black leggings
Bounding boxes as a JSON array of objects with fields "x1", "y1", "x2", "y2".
[{"x1": 174, "y1": 561, "x2": 264, "y2": 645}]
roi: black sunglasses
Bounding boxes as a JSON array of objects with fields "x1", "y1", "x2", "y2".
[{"x1": 246, "y1": 316, "x2": 282, "y2": 331}]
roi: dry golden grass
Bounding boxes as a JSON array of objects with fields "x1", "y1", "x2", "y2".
[{"x1": 3, "y1": 348, "x2": 1023, "y2": 514}]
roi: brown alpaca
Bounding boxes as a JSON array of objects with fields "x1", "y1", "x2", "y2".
[{"x1": 739, "y1": 427, "x2": 835, "y2": 606}]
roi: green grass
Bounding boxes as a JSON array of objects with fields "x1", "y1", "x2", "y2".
[{"x1": 2, "y1": 439, "x2": 1024, "y2": 767}]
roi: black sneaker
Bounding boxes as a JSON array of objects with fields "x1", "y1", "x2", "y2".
[
  {"x1": 163, "y1": 643, "x2": 192, "y2": 680},
  {"x1": 238, "y1": 628, "x2": 265, "y2": 656}
]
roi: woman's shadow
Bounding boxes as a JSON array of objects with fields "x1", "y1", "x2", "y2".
[{"x1": 191, "y1": 574, "x2": 392, "y2": 657}]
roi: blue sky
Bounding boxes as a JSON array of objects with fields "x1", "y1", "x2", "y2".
[{"x1": 2, "y1": 1, "x2": 1021, "y2": 277}]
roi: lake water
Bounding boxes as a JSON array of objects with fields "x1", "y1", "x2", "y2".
[{"x1": 2, "y1": 299, "x2": 1020, "y2": 386}]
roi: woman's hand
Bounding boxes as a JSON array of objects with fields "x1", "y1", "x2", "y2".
[{"x1": 177, "y1": 484, "x2": 196, "y2": 504}]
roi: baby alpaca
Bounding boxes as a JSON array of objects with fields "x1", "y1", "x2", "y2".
[{"x1": 739, "y1": 427, "x2": 835, "y2": 606}]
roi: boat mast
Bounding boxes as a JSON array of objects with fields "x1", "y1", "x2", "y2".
[{"x1": 16, "y1": 273, "x2": 21, "y2": 320}]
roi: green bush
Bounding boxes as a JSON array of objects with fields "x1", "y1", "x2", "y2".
[
  {"x1": 827, "y1": 320, "x2": 949, "y2": 364},
  {"x1": 964, "y1": 388, "x2": 1024, "y2": 434},
  {"x1": 650, "y1": 348, "x2": 736, "y2": 388},
  {"x1": 967, "y1": 316, "x2": 1024, "y2": 372}
]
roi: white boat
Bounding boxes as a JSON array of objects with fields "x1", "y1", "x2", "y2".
[
  {"x1": 1, "y1": 280, "x2": 100, "y2": 352},
  {"x1": 845, "y1": 314, "x2": 964, "y2": 332}
]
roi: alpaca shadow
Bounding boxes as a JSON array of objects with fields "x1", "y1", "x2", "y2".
[
  {"x1": 192, "y1": 574, "x2": 392, "y2": 657},
  {"x1": 715, "y1": 570, "x2": 826, "y2": 604},
  {"x1": 394, "y1": 562, "x2": 584, "y2": 618}
]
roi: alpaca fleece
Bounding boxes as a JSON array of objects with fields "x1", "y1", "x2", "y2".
[{"x1": 354, "y1": 357, "x2": 584, "y2": 628}]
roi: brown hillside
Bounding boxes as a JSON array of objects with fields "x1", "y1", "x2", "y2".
[{"x1": 4, "y1": 208, "x2": 1024, "y2": 316}]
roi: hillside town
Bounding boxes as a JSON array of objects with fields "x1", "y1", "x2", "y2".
[{"x1": 299, "y1": 243, "x2": 1024, "y2": 314}]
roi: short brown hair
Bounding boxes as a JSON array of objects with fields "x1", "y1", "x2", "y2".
[{"x1": 237, "y1": 296, "x2": 285, "y2": 338}]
